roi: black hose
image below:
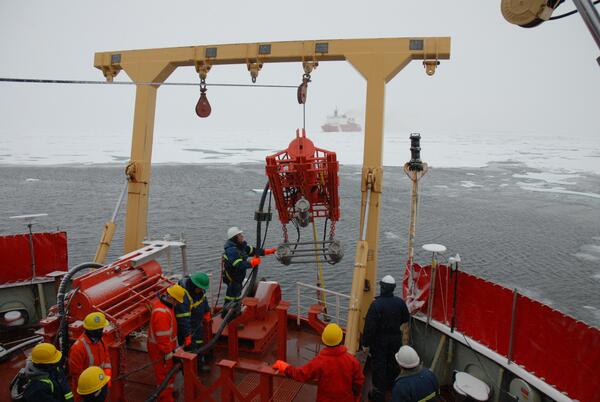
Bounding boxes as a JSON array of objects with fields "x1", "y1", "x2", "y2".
[
  {"x1": 146, "y1": 182, "x2": 272, "y2": 402},
  {"x1": 246, "y1": 181, "x2": 271, "y2": 298},
  {"x1": 144, "y1": 306, "x2": 240, "y2": 402},
  {"x1": 57, "y1": 262, "x2": 103, "y2": 365}
]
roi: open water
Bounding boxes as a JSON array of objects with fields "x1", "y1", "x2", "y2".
[{"x1": 1, "y1": 162, "x2": 599, "y2": 327}]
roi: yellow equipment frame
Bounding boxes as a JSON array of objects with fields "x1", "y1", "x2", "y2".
[{"x1": 94, "y1": 37, "x2": 450, "y2": 352}]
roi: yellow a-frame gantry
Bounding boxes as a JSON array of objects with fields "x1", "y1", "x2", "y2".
[{"x1": 94, "y1": 37, "x2": 450, "y2": 352}]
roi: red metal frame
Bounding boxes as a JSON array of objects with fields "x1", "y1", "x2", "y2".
[
  {"x1": 211, "y1": 283, "x2": 288, "y2": 359},
  {"x1": 265, "y1": 129, "x2": 340, "y2": 225},
  {"x1": 38, "y1": 257, "x2": 172, "y2": 402}
]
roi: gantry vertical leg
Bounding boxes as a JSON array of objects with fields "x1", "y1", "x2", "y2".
[
  {"x1": 120, "y1": 62, "x2": 175, "y2": 252},
  {"x1": 345, "y1": 53, "x2": 412, "y2": 353}
]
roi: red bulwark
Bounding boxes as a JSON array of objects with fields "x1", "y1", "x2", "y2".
[
  {"x1": 0, "y1": 232, "x2": 68, "y2": 283},
  {"x1": 404, "y1": 263, "x2": 600, "y2": 401}
]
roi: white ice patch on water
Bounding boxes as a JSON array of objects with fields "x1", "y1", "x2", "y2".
[
  {"x1": 514, "y1": 287, "x2": 554, "y2": 307},
  {"x1": 499, "y1": 183, "x2": 509, "y2": 187},
  {"x1": 460, "y1": 181, "x2": 482, "y2": 188},
  {"x1": 573, "y1": 244, "x2": 600, "y2": 262},
  {"x1": 466, "y1": 173, "x2": 476, "y2": 176},
  {"x1": 383, "y1": 231, "x2": 400, "y2": 240},
  {"x1": 25, "y1": 178, "x2": 40, "y2": 182},
  {"x1": 516, "y1": 182, "x2": 600, "y2": 199},
  {"x1": 513, "y1": 172, "x2": 580, "y2": 185},
  {"x1": 2, "y1": 130, "x2": 600, "y2": 175}
]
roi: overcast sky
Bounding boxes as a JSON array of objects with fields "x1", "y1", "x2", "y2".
[{"x1": 0, "y1": 1, "x2": 598, "y2": 146}]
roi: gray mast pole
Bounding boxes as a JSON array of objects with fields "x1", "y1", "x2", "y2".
[{"x1": 572, "y1": 0, "x2": 600, "y2": 65}]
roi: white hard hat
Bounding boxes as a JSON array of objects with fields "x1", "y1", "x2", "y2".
[
  {"x1": 381, "y1": 275, "x2": 396, "y2": 285},
  {"x1": 395, "y1": 345, "x2": 420, "y2": 369},
  {"x1": 227, "y1": 227, "x2": 244, "y2": 240}
]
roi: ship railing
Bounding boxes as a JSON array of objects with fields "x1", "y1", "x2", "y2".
[{"x1": 295, "y1": 281, "x2": 350, "y2": 327}]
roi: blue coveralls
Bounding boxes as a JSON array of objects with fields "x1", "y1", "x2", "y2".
[
  {"x1": 174, "y1": 277, "x2": 210, "y2": 348},
  {"x1": 222, "y1": 238, "x2": 264, "y2": 303},
  {"x1": 23, "y1": 361, "x2": 74, "y2": 402},
  {"x1": 391, "y1": 366, "x2": 439, "y2": 402},
  {"x1": 361, "y1": 288, "x2": 410, "y2": 401}
]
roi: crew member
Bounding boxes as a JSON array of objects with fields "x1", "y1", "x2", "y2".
[
  {"x1": 76, "y1": 366, "x2": 111, "y2": 402},
  {"x1": 391, "y1": 346, "x2": 439, "y2": 402},
  {"x1": 222, "y1": 226, "x2": 276, "y2": 308},
  {"x1": 175, "y1": 272, "x2": 211, "y2": 350},
  {"x1": 148, "y1": 284, "x2": 185, "y2": 402},
  {"x1": 361, "y1": 275, "x2": 410, "y2": 402},
  {"x1": 23, "y1": 342, "x2": 74, "y2": 402},
  {"x1": 272, "y1": 323, "x2": 364, "y2": 402},
  {"x1": 69, "y1": 312, "x2": 111, "y2": 401}
]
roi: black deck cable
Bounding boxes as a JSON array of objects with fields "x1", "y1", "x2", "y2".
[
  {"x1": 57, "y1": 262, "x2": 103, "y2": 370},
  {"x1": 550, "y1": 0, "x2": 599, "y2": 19},
  {"x1": 144, "y1": 306, "x2": 240, "y2": 402},
  {"x1": 145, "y1": 182, "x2": 272, "y2": 401},
  {"x1": 0, "y1": 77, "x2": 296, "y2": 88}
]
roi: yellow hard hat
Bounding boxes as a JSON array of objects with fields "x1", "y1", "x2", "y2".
[
  {"x1": 83, "y1": 312, "x2": 109, "y2": 331},
  {"x1": 321, "y1": 323, "x2": 343, "y2": 347},
  {"x1": 77, "y1": 366, "x2": 111, "y2": 395},
  {"x1": 31, "y1": 343, "x2": 62, "y2": 364},
  {"x1": 166, "y1": 284, "x2": 185, "y2": 304}
]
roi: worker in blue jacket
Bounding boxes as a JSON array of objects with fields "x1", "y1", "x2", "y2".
[
  {"x1": 391, "y1": 346, "x2": 439, "y2": 402},
  {"x1": 175, "y1": 272, "x2": 211, "y2": 350},
  {"x1": 221, "y1": 227, "x2": 276, "y2": 309},
  {"x1": 361, "y1": 275, "x2": 411, "y2": 402}
]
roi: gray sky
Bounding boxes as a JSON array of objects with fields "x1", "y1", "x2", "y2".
[{"x1": 0, "y1": 0, "x2": 598, "y2": 142}]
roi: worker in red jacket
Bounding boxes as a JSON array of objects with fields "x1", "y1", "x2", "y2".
[
  {"x1": 272, "y1": 323, "x2": 364, "y2": 402},
  {"x1": 147, "y1": 284, "x2": 185, "y2": 402},
  {"x1": 69, "y1": 312, "x2": 112, "y2": 402}
]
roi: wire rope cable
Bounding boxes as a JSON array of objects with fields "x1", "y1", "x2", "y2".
[
  {"x1": 550, "y1": 0, "x2": 600, "y2": 19},
  {"x1": 0, "y1": 77, "x2": 297, "y2": 89}
]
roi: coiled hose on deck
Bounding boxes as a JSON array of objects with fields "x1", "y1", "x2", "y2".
[{"x1": 57, "y1": 262, "x2": 103, "y2": 365}]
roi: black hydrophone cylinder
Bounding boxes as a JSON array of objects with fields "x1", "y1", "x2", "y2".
[{"x1": 408, "y1": 133, "x2": 424, "y2": 171}]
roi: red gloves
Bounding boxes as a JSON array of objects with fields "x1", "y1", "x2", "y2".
[
  {"x1": 272, "y1": 360, "x2": 290, "y2": 373},
  {"x1": 250, "y1": 256, "x2": 261, "y2": 268},
  {"x1": 264, "y1": 247, "x2": 277, "y2": 255},
  {"x1": 203, "y1": 311, "x2": 211, "y2": 321},
  {"x1": 184, "y1": 335, "x2": 192, "y2": 347},
  {"x1": 104, "y1": 368, "x2": 112, "y2": 387}
]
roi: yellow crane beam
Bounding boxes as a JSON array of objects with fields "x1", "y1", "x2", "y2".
[{"x1": 94, "y1": 37, "x2": 451, "y2": 352}]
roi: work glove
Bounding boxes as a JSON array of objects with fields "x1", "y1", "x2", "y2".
[
  {"x1": 264, "y1": 247, "x2": 277, "y2": 255},
  {"x1": 104, "y1": 368, "x2": 112, "y2": 387},
  {"x1": 250, "y1": 256, "x2": 261, "y2": 268},
  {"x1": 164, "y1": 352, "x2": 173, "y2": 361},
  {"x1": 203, "y1": 311, "x2": 212, "y2": 321},
  {"x1": 271, "y1": 360, "x2": 290, "y2": 374},
  {"x1": 184, "y1": 335, "x2": 192, "y2": 347}
]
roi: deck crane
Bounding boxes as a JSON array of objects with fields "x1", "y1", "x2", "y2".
[{"x1": 93, "y1": 37, "x2": 451, "y2": 355}]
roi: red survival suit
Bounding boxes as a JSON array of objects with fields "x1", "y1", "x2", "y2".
[
  {"x1": 148, "y1": 298, "x2": 178, "y2": 402},
  {"x1": 68, "y1": 333, "x2": 112, "y2": 402},
  {"x1": 285, "y1": 345, "x2": 364, "y2": 402}
]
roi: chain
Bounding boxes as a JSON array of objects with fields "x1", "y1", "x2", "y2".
[
  {"x1": 329, "y1": 220, "x2": 336, "y2": 240},
  {"x1": 282, "y1": 224, "x2": 289, "y2": 243},
  {"x1": 114, "y1": 326, "x2": 127, "y2": 380},
  {"x1": 200, "y1": 78, "x2": 207, "y2": 94}
]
